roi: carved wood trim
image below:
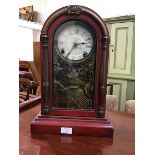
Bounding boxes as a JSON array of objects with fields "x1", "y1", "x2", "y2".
[
  {"x1": 42, "y1": 5, "x2": 109, "y2": 36},
  {"x1": 66, "y1": 5, "x2": 81, "y2": 15}
]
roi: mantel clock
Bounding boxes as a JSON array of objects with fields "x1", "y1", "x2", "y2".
[{"x1": 31, "y1": 5, "x2": 113, "y2": 137}]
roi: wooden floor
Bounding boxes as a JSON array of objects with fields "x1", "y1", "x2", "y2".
[{"x1": 20, "y1": 105, "x2": 135, "y2": 155}]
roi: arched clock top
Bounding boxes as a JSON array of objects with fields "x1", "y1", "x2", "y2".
[{"x1": 41, "y1": 5, "x2": 109, "y2": 37}]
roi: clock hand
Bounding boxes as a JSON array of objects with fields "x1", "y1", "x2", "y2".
[
  {"x1": 75, "y1": 42, "x2": 90, "y2": 46},
  {"x1": 65, "y1": 41, "x2": 91, "y2": 59},
  {"x1": 66, "y1": 43, "x2": 76, "y2": 58}
]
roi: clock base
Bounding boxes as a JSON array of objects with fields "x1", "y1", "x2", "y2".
[{"x1": 31, "y1": 112, "x2": 113, "y2": 137}]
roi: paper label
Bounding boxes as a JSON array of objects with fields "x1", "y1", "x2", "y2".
[{"x1": 61, "y1": 127, "x2": 72, "y2": 134}]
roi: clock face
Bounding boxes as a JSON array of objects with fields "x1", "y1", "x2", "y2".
[{"x1": 54, "y1": 20, "x2": 96, "y2": 63}]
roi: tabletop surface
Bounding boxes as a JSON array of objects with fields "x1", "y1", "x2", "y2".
[{"x1": 20, "y1": 105, "x2": 135, "y2": 155}]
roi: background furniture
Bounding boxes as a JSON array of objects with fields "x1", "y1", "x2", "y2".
[
  {"x1": 106, "y1": 95, "x2": 119, "y2": 110},
  {"x1": 19, "y1": 77, "x2": 33, "y2": 102},
  {"x1": 125, "y1": 100, "x2": 135, "y2": 114},
  {"x1": 19, "y1": 61, "x2": 41, "y2": 95},
  {"x1": 107, "y1": 84, "x2": 113, "y2": 95},
  {"x1": 105, "y1": 15, "x2": 135, "y2": 112},
  {"x1": 19, "y1": 61, "x2": 30, "y2": 71},
  {"x1": 106, "y1": 84, "x2": 119, "y2": 110},
  {"x1": 20, "y1": 104, "x2": 135, "y2": 155},
  {"x1": 19, "y1": 64, "x2": 41, "y2": 111},
  {"x1": 19, "y1": 16, "x2": 42, "y2": 96},
  {"x1": 19, "y1": 96, "x2": 41, "y2": 112}
]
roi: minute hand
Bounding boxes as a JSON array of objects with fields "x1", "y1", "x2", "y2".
[{"x1": 66, "y1": 43, "x2": 76, "y2": 58}]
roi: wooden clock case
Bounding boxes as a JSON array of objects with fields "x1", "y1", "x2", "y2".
[{"x1": 31, "y1": 5, "x2": 113, "y2": 137}]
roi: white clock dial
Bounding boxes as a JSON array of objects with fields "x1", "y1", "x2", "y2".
[{"x1": 54, "y1": 20, "x2": 95, "y2": 63}]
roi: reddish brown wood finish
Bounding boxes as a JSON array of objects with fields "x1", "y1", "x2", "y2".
[
  {"x1": 20, "y1": 105, "x2": 135, "y2": 155},
  {"x1": 33, "y1": 5, "x2": 112, "y2": 136},
  {"x1": 31, "y1": 113, "x2": 113, "y2": 136},
  {"x1": 40, "y1": 5, "x2": 109, "y2": 117}
]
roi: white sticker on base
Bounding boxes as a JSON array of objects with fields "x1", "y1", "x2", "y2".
[{"x1": 61, "y1": 127, "x2": 72, "y2": 134}]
